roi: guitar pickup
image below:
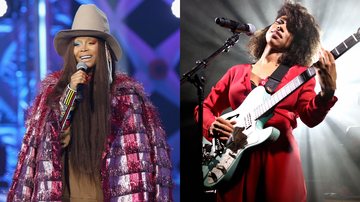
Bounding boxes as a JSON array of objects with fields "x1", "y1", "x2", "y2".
[
  {"x1": 216, "y1": 164, "x2": 227, "y2": 174},
  {"x1": 207, "y1": 171, "x2": 218, "y2": 182}
]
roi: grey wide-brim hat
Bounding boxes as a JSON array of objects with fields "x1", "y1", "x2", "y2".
[{"x1": 54, "y1": 4, "x2": 122, "y2": 61}]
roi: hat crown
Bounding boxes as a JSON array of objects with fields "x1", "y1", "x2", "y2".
[
  {"x1": 53, "y1": 4, "x2": 122, "y2": 60},
  {"x1": 71, "y1": 4, "x2": 110, "y2": 33}
]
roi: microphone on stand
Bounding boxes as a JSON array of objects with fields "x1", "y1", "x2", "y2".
[
  {"x1": 76, "y1": 61, "x2": 88, "y2": 101},
  {"x1": 215, "y1": 17, "x2": 256, "y2": 36}
]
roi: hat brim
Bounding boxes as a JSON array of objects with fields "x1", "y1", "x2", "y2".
[{"x1": 54, "y1": 29, "x2": 122, "y2": 61}]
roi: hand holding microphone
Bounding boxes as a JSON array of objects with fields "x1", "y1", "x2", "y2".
[{"x1": 70, "y1": 62, "x2": 89, "y2": 101}]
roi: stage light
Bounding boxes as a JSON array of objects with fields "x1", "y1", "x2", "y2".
[
  {"x1": 0, "y1": 0, "x2": 8, "y2": 17},
  {"x1": 38, "y1": 0, "x2": 47, "y2": 79},
  {"x1": 171, "y1": 0, "x2": 180, "y2": 18}
]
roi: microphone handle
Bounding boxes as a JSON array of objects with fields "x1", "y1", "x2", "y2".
[
  {"x1": 76, "y1": 84, "x2": 84, "y2": 101},
  {"x1": 76, "y1": 68, "x2": 87, "y2": 101}
]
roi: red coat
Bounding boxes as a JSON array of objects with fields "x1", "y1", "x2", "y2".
[{"x1": 195, "y1": 64, "x2": 337, "y2": 202}]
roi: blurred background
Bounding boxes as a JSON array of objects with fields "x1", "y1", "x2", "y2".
[
  {"x1": 0, "y1": 0, "x2": 179, "y2": 201},
  {"x1": 181, "y1": 0, "x2": 360, "y2": 201}
]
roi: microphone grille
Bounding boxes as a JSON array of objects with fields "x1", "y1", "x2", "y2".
[
  {"x1": 214, "y1": 17, "x2": 222, "y2": 24},
  {"x1": 76, "y1": 61, "x2": 88, "y2": 71},
  {"x1": 247, "y1": 24, "x2": 256, "y2": 36}
]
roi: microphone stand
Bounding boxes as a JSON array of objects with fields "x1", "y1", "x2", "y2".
[
  {"x1": 181, "y1": 32, "x2": 240, "y2": 199},
  {"x1": 181, "y1": 33, "x2": 240, "y2": 85}
]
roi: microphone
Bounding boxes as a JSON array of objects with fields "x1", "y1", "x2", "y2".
[
  {"x1": 76, "y1": 62, "x2": 88, "y2": 101},
  {"x1": 215, "y1": 17, "x2": 256, "y2": 36}
]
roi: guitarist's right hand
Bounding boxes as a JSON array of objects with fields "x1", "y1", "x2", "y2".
[{"x1": 209, "y1": 117, "x2": 236, "y2": 142}]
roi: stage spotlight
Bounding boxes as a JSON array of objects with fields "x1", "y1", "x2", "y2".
[
  {"x1": 0, "y1": 0, "x2": 7, "y2": 17},
  {"x1": 346, "y1": 126, "x2": 360, "y2": 145},
  {"x1": 171, "y1": 0, "x2": 180, "y2": 18}
]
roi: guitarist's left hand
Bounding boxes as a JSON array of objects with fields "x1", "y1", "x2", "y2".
[{"x1": 314, "y1": 48, "x2": 337, "y2": 100}]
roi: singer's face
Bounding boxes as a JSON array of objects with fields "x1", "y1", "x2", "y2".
[
  {"x1": 73, "y1": 37, "x2": 99, "y2": 68},
  {"x1": 266, "y1": 16, "x2": 293, "y2": 51}
]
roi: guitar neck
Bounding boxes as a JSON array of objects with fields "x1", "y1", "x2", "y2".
[
  {"x1": 331, "y1": 31, "x2": 360, "y2": 59},
  {"x1": 253, "y1": 28, "x2": 360, "y2": 120},
  {"x1": 253, "y1": 67, "x2": 316, "y2": 119}
]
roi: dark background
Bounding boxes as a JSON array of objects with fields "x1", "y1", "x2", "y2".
[{"x1": 181, "y1": 0, "x2": 360, "y2": 201}]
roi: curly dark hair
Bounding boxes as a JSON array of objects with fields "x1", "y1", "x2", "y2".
[{"x1": 248, "y1": 1, "x2": 320, "y2": 66}]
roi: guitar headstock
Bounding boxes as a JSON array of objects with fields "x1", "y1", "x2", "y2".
[{"x1": 355, "y1": 27, "x2": 360, "y2": 39}]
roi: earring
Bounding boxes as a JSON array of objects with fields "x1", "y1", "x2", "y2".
[{"x1": 105, "y1": 43, "x2": 113, "y2": 84}]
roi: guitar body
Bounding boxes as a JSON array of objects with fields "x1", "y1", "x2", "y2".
[{"x1": 202, "y1": 86, "x2": 280, "y2": 188}]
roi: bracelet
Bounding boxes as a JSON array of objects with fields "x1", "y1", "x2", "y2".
[{"x1": 67, "y1": 84, "x2": 77, "y2": 92}]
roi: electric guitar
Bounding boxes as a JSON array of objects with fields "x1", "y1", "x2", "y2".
[{"x1": 202, "y1": 27, "x2": 360, "y2": 189}]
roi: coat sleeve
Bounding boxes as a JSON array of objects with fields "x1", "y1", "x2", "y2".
[
  {"x1": 7, "y1": 73, "x2": 63, "y2": 202},
  {"x1": 141, "y1": 90, "x2": 173, "y2": 201},
  {"x1": 194, "y1": 66, "x2": 236, "y2": 140},
  {"x1": 7, "y1": 90, "x2": 45, "y2": 201},
  {"x1": 296, "y1": 77, "x2": 337, "y2": 128},
  {"x1": 102, "y1": 76, "x2": 173, "y2": 201}
]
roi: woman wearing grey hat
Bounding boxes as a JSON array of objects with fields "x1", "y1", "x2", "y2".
[{"x1": 7, "y1": 4, "x2": 172, "y2": 202}]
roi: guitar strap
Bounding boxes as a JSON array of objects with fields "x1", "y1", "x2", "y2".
[{"x1": 264, "y1": 64, "x2": 289, "y2": 94}]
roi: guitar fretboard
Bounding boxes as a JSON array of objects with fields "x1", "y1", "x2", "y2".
[
  {"x1": 332, "y1": 32, "x2": 360, "y2": 59},
  {"x1": 253, "y1": 28, "x2": 360, "y2": 120}
]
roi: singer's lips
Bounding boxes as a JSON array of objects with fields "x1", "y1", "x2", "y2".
[
  {"x1": 271, "y1": 30, "x2": 282, "y2": 39},
  {"x1": 80, "y1": 55, "x2": 92, "y2": 60}
]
